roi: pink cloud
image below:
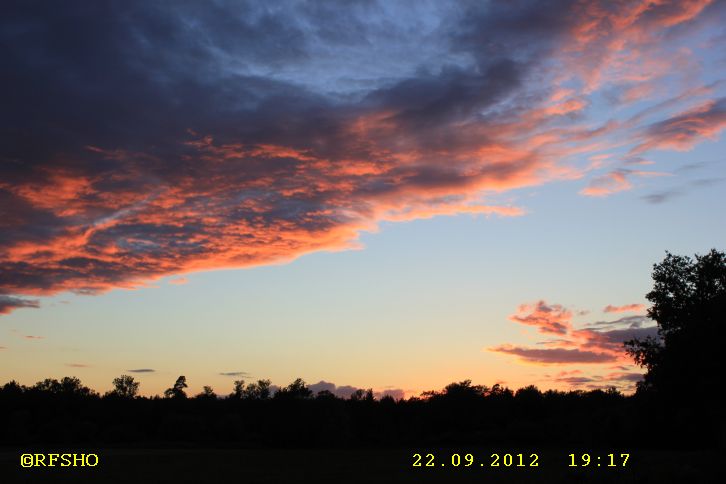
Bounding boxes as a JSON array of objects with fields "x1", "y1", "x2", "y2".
[
  {"x1": 580, "y1": 169, "x2": 669, "y2": 197},
  {"x1": 509, "y1": 301, "x2": 573, "y2": 335},
  {"x1": 491, "y1": 300, "x2": 658, "y2": 368},
  {"x1": 562, "y1": 0, "x2": 712, "y2": 92},
  {"x1": 546, "y1": 368, "x2": 644, "y2": 391},
  {"x1": 631, "y1": 98, "x2": 726, "y2": 153},
  {"x1": 580, "y1": 170, "x2": 633, "y2": 197}
]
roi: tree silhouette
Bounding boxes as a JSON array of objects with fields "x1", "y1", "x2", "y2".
[
  {"x1": 626, "y1": 249, "x2": 725, "y2": 399},
  {"x1": 315, "y1": 389, "x2": 336, "y2": 400},
  {"x1": 1, "y1": 380, "x2": 24, "y2": 397},
  {"x1": 229, "y1": 379, "x2": 245, "y2": 399},
  {"x1": 243, "y1": 379, "x2": 272, "y2": 400},
  {"x1": 195, "y1": 385, "x2": 216, "y2": 399},
  {"x1": 350, "y1": 388, "x2": 374, "y2": 402},
  {"x1": 108, "y1": 375, "x2": 140, "y2": 398},
  {"x1": 274, "y1": 378, "x2": 312, "y2": 399},
  {"x1": 59, "y1": 376, "x2": 95, "y2": 396},
  {"x1": 32, "y1": 378, "x2": 62, "y2": 394},
  {"x1": 444, "y1": 380, "x2": 487, "y2": 400},
  {"x1": 164, "y1": 375, "x2": 188, "y2": 399},
  {"x1": 32, "y1": 377, "x2": 96, "y2": 397}
]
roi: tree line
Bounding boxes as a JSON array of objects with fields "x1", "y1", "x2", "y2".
[
  {"x1": 0, "y1": 375, "x2": 719, "y2": 448},
  {"x1": 1, "y1": 375, "x2": 373, "y2": 401}
]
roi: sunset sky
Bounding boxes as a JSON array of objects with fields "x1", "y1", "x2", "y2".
[{"x1": 1, "y1": 0, "x2": 725, "y2": 398}]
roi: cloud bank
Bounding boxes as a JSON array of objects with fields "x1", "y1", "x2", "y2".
[{"x1": 1, "y1": 0, "x2": 723, "y2": 310}]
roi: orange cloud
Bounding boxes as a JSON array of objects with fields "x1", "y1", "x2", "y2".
[{"x1": 0, "y1": 122, "x2": 569, "y2": 304}]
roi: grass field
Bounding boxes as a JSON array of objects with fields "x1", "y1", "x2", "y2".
[{"x1": 1, "y1": 447, "x2": 722, "y2": 483}]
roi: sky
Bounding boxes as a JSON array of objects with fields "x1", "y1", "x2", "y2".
[{"x1": 1, "y1": 0, "x2": 725, "y2": 398}]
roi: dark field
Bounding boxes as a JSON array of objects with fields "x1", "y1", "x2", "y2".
[{"x1": 1, "y1": 447, "x2": 722, "y2": 484}]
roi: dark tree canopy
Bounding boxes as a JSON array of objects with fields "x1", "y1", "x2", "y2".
[
  {"x1": 444, "y1": 380, "x2": 488, "y2": 400},
  {"x1": 274, "y1": 378, "x2": 312, "y2": 400},
  {"x1": 229, "y1": 379, "x2": 246, "y2": 399},
  {"x1": 626, "y1": 249, "x2": 725, "y2": 399},
  {"x1": 242, "y1": 379, "x2": 272, "y2": 400},
  {"x1": 350, "y1": 388, "x2": 374, "y2": 402},
  {"x1": 164, "y1": 375, "x2": 188, "y2": 399},
  {"x1": 195, "y1": 385, "x2": 217, "y2": 400},
  {"x1": 108, "y1": 375, "x2": 140, "y2": 399},
  {"x1": 32, "y1": 377, "x2": 97, "y2": 397}
]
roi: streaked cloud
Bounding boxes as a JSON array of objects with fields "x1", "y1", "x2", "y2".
[
  {"x1": 603, "y1": 303, "x2": 645, "y2": 313},
  {"x1": 127, "y1": 368, "x2": 155, "y2": 373},
  {"x1": 0, "y1": 0, "x2": 722, "y2": 312},
  {"x1": 490, "y1": 345, "x2": 617, "y2": 364},
  {"x1": 632, "y1": 98, "x2": 726, "y2": 153},
  {"x1": 547, "y1": 369, "x2": 644, "y2": 390},
  {"x1": 168, "y1": 277, "x2": 189, "y2": 286},
  {"x1": 580, "y1": 169, "x2": 668, "y2": 197},
  {"x1": 219, "y1": 371, "x2": 250, "y2": 377},
  {"x1": 588, "y1": 315, "x2": 651, "y2": 328},
  {"x1": 642, "y1": 176, "x2": 725, "y2": 204}
]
